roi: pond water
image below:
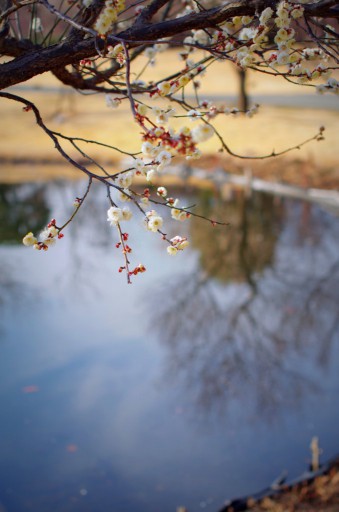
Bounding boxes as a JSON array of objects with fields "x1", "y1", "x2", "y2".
[{"x1": 0, "y1": 180, "x2": 339, "y2": 512}]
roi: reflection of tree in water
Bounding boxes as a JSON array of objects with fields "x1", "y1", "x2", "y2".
[
  {"x1": 190, "y1": 190, "x2": 283, "y2": 283},
  {"x1": 0, "y1": 181, "x2": 123, "y2": 307},
  {"x1": 153, "y1": 194, "x2": 339, "y2": 419},
  {"x1": 0, "y1": 184, "x2": 50, "y2": 328},
  {"x1": 0, "y1": 183, "x2": 49, "y2": 244}
]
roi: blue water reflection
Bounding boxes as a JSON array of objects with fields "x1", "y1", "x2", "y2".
[{"x1": 0, "y1": 181, "x2": 338, "y2": 512}]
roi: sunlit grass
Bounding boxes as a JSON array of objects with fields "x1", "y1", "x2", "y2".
[{"x1": 0, "y1": 53, "x2": 338, "y2": 183}]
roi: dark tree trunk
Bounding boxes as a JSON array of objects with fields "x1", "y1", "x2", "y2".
[{"x1": 238, "y1": 68, "x2": 248, "y2": 112}]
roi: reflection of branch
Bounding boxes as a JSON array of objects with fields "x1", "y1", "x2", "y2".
[
  {"x1": 151, "y1": 194, "x2": 339, "y2": 418},
  {"x1": 154, "y1": 268, "x2": 320, "y2": 417}
]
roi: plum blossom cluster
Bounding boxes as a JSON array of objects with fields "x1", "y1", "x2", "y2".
[
  {"x1": 107, "y1": 205, "x2": 147, "y2": 282},
  {"x1": 91, "y1": 154, "x2": 194, "y2": 281},
  {"x1": 249, "y1": 3, "x2": 331, "y2": 86},
  {"x1": 261, "y1": 4, "x2": 332, "y2": 86},
  {"x1": 141, "y1": 0, "x2": 334, "y2": 93},
  {"x1": 22, "y1": 219, "x2": 64, "y2": 251},
  {"x1": 316, "y1": 78, "x2": 339, "y2": 95},
  {"x1": 132, "y1": 103, "x2": 217, "y2": 168},
  {"x1": 107, "y1": 44, "x2": 126, "y2": 66},
  {"x1": 145, "y1": 210, "x2": 164, "y2": 232},
  {"x1": 107, "y1": 206, "x2": 133, "y2": 225},
  {"x1": 154, "y1": 73, "x2": 197, "y2": 97},
  {"x1": 170, "y1": 201, "x2": 191, "y2": 222},
  {"x1": 94, "y1": 0, "x2": 125, "y2": 35},
  {"x1": 119, "y1": 263, "x2": 146, "y2": 277},
  {"x1": 103, "y1": 164, "x2": 193, "y2": 280},
  {"x1": 167, "y1": 236, "x2": 189, "y2": 256}
]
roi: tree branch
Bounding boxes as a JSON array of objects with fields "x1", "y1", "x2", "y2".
[
  {"x1": 0, "y1": 1, "x2": 255, "y2": 90},
  {"x1": 134, "y1": 0, "x2": 170, "y2": 26},
  {"x1": 0, "y1": 35, "x2": 36, "y2": 57},
  {"x1": 0, "y1": 0, "x2": 338, "y2": 91},
  {"x1": 304, "y1": 0, "x2": 339, "y2": 18}
]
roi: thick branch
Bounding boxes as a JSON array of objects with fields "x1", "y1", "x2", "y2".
[
  {"x1": 51, "y1": 45, "x2": 146, "y2": 90},
  {"x1": 120, "y1": 1, "x2": 256, "y2": 41},
  {"x1": 67, "y1": 0, "x2": 105, "y2": 41},
  {"x1": 134, "y1": 0, "x2": 170, "y2": 26},
  {"x1": 0, "y1": 0, "x2": 338, "y2": 91},
  {"x1": 0, "y1": 1, "x2": 253, "y2": 89},
  {"x1": 0, "y1": 38, "x2": 97, "y2": 89},
  {"x1": 0, "y1": 35, "x2": 36, "y2": 57},
  {"x1": 304, "y1": 0, "x2": 339, "y2": 18}
]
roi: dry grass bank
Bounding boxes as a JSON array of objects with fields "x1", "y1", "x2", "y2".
[{"x1": 0, "y1": 54, "x2": 338, "y2": 186}]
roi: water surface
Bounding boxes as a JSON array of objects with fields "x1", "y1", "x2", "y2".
[{"x1": 0, "y1": 181, "x2": 339, "y2": 512}]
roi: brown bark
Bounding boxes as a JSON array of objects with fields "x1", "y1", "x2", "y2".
[
  {"x1": 0, "y1": 0, "x2": 337, "y2": 92},
  {"x1": 0, "y1": 1, "x2": 256, "y2": 90}
]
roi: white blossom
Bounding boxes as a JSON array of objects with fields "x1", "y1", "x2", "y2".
[
  {"x1": 136, "y1": 103, "x2": 148, "y2": 116},
  {"x1": 239, "y1": 27, "x2": 257, "y2": 41},
  {"x1": 157, "y1": 81, "x2": 171, "y2": 96},
  {"x1": 44, "y1": 237, "x2": 56, "y2": 247},
  {"x1": 22, "y1": 232, "x2": 37, "y2": 247},
  {"x1": 187, "y1": 109, "x2": 202, "y2": 121},
  {"x1": 141, "y1": 141, "x2": 155, "y2": 156},
  {"x1": 178, "y1": 75, "x2": 190, "y2": 88},
  {"x1": 178, "y1": 239, "x2": 189, "y2": 250},
  {"x1": 157, "y1": 186, "x2": 167, "y2": 197},
  {"x1": 171, "y1": 208, "x2": 187, "y2": 221},
  {"x1": 116, "y1": 171, "x2": 133, "y2": 189},
  {"x1": 276, "y1": 51, "x2": 290, "y2": 65},
  {"x1": 156, "y1": 111, "x2": 170, "y2": 124},
  {"x1": 167, "y1": 246, "x2": 178, "y2": 255},
  {"x1": 39, "y1": 228, "x2": 51, "y2": 242},
  {"x1": 119, "y1": 189, "x2": 131, "y2": 202},
  {"x1": 193, "y1": 29, "x2": 210, "y2": 46},
  {"x1": 144, "y1": 47, "x2": 156, "y2": 60},
  {"x1": 157, "y1": 151, "x2": 172, "y2": 167},
  {"x1": 107, "y1": 206, "x2": 123, "y2": 226},
  {"x1": 94, "y1": 0, "x2": 125, "y2": 35},
  {"x1": 146, "y1": 169, "x2": 157, "y2": 182},
  {"x1": 170, "y1": 235, "x2": 189, "y2": 250},
  {"x1": 122, "y1": 207, "x2": 132, "y2": 221},
  {"x1": 147, "y1": 215, "x2": 163, "y2": 232},
  {"x1": 191, "y1": 124, "x2": 214, "y2": 143},
  {"x1": 259, "y1": 7, "x2": 273, "y2": 25},
  {"x1": 105, "y1": 95, "x2": 120, "y2": 108},
  {"x1": 154, "y1": 42, "x2": 169, "y2": 53}
]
